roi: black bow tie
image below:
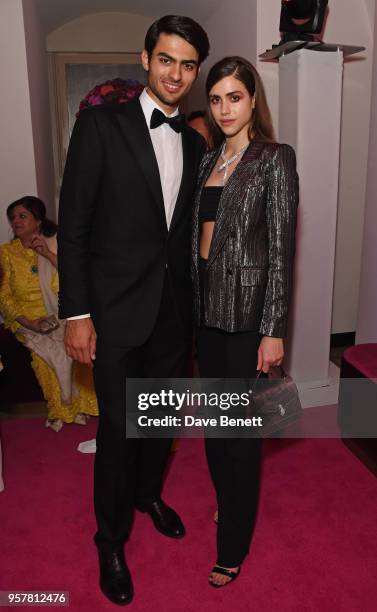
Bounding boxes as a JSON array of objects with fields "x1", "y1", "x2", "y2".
[{"x1": 150, "y1": 108, "x2": 185, "y2": 133}]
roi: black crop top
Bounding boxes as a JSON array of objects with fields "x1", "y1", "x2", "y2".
[{"x1": 199, "y1": 186, "x2": 223, "y2": 223}]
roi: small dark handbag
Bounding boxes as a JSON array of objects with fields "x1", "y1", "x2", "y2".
[
  {"x1": 38, "y1": 315, "x2": 60, "y2": 334},
  {"x1": 250, "y1": 366, "x2": 303, "y2": 437}
]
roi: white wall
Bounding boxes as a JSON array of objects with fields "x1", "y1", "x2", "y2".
[
  {"x1": 22, "y1": 0, "x2": 56, "y2": 220},
  {"x1": 356, "y1": 2, "x2": 377, "y2": 344},
  {"x1": 256, "y1": 0, "x2": 281, "y2": 134},
  {"x1": 46, "y1": 12, "x2": 155, "y2": 52},
  {"x1": 256, "y1": 0, "x2": 374, "y2": 335},
  {"x1": 202, "y1": 0, "x2": 257, "y2": 66},
  {"x1": 327, "y1": 0, "x2": 374, "y2": 334},
  {"x1": 188, "y1": 0, "x2": 258, "y2": 112},
  {"x1": 0, "y1": 0, "x2": 37, "y2": 245}
]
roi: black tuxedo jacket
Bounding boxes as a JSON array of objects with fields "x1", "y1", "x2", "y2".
[{"x1": 58, "y1": 98, "x2": 206, "y2": 346}]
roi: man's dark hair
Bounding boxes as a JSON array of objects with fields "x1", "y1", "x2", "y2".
[{"x1": 144, "y1": 15, "x2": 210, "y2": 65}]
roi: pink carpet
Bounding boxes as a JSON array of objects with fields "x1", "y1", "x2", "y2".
[{"x1": 1, "y1": 417, "x2": 377, "y2": 611}]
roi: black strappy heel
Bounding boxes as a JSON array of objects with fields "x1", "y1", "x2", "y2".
[{"x1": 208, "y1": 565, "x2": 241, "y2": 588}]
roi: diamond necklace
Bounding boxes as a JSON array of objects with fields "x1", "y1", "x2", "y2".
[{"x1": 217, "y1": 141, "x2": 249, "y2": 185}]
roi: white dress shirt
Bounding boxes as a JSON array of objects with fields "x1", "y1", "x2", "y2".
[
  {"x1": 139, "y1": 88, "x2": 183, "y2": 229},
  {"x1": 68, "y1": 88, "x2": 183, "y2": 320}
]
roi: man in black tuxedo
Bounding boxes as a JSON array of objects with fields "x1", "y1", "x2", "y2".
[{"x1": 58, "y1": 15, "x2": 209, "y2": 605}]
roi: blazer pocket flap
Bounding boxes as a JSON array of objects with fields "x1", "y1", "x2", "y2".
[{"x1": 240, "y1": 267, "x2": 268, "y2": 286}]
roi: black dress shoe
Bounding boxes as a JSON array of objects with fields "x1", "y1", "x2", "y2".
[
  {"x1": 136, "y1": 499, "x2": 185, "y2": 538},
  {"x1": 98, "y1": 548, "x2": 133, "y2": 606}
]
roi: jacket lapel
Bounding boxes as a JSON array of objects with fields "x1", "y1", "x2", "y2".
[
  {"x1": 169, "y1": 127, "x2": 196, "y2": 233},
  {"x1": 207, "y1": 142, "x2": 267, "y2": 266},
  {"x1": 116, "y1": 99, "x2": 166, "y2": 229},
  {"x1": 192, "y1": 149, "x2": 218, "y2": 265}
]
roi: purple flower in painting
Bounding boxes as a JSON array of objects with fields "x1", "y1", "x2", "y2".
[{"x1": 88, "y1": 94, "x2": 103, "y2": 106}]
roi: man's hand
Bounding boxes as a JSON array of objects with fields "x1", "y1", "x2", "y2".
[
  {"x1": 64, "y1": 318, "x2": 97, "y2": 367},
  {"x1": 257, "y1": 337, "x2": 284, "y2": 373}
]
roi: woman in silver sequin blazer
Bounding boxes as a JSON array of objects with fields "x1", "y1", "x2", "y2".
[{"x1": 192, "y1": 57, "x2": 299, "y2": 588}]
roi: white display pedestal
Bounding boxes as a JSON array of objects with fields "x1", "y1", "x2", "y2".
[{"x1": 279, "y1": 49, "x2": 343, "y2": 387}]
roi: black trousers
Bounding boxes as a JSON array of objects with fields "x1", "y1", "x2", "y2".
[
  {"x1": 93, "y1": 274, "x2": 188, "y2": 552},
  {"x1": 196, "y1": 258, "x2": 263, "y2": 567}
]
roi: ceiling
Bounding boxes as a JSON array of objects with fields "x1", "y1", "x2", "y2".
[{"x1": 34, "y1": 0, "x2": 219, "y2": 34}]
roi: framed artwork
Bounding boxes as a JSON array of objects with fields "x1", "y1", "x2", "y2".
[{"x1": 48, "y1": 52, "x2": 146, "y2": 191}]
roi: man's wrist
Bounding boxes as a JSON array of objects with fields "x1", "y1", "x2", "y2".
[{"x1": 67, "y1": 313, "x2": 91, "y2": 320}]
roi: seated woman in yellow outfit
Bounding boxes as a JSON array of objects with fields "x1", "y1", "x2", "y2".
[{"x1": 0, "y1": 196, "x2": 98, "y2": 431}]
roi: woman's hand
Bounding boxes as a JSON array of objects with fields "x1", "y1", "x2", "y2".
[
  {"x1": 30, "y1": 235, "x2": 50, "y2": 258},
  {"x1": 16, "y1": 316, "x2": 44, "y2": 333},
  {"x1": 257, "y1": 336, "x2": 284, "y2": 373},
  {"x1": 30, "y1": 235, "x2": 57, "y2": 268}
]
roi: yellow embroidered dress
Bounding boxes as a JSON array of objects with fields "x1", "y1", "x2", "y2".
[{"x1": 0, "y1": 239, "x2": 98, "y2": 422}]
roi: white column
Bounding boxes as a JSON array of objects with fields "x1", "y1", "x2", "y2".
[{"x1": 279, "y1": 49, "x2": 343, "y2": 386}]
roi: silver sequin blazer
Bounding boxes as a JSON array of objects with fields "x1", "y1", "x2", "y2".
[{"x1": 192, "y1": 141, "x2": 299, "y2": 338}]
